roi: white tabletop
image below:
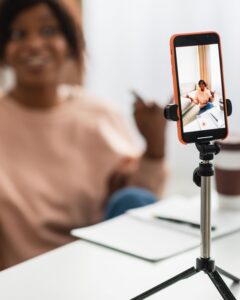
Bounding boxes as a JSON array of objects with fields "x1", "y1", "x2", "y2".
[{"x1": 0, "y1": 231, "x2": 240, "y2": 300}]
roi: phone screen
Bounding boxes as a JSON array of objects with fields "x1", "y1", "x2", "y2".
[{"x1": 172, "y1": 33, "x2": 228, "y2": 143}]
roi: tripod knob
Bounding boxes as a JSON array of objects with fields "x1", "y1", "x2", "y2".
[
  {"x1": 226, "y1": 99, "x2": 232, "y2": 116},
  {"x1": 193, "y1": 167, "x2": 201, "y2": 187},
  {"x1": 164, "y1": 104, "x2": 179, "y2": 121}
]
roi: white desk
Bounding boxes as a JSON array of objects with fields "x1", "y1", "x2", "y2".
[
  {"x1": 0, "y1": 231, "x2": 240, "y2": 299},
  {"x1": 184, "y1": 106, "x2": 225, "y2": 132}
]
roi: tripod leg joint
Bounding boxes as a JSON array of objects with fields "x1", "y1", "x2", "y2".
[{"x1": 196, "y1": 257, "x2": 215, "y2": 273}]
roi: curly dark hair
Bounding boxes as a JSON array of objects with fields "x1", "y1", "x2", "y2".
[
  {"x1": 198, "y1": 79, "x2": 207, "y2": 87},
  {"x1": 0, "y1": 0, "x2": 85, "y2": 77}
]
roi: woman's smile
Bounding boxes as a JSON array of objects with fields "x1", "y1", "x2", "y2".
[
  {"x1": 5, "y1": 4, "x2": 69, "y2": 86},
  {"x1": 20, "y1": 54, "x2": 52, "y2": 70}
]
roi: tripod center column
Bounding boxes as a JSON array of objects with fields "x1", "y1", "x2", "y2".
[{"x1": 201, "y1": 169, "x2": 211, "y2": 259}]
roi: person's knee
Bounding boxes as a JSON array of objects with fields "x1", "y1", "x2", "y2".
[{"x1": 104, "y1": 187, "x2": 157, "y2": 220}]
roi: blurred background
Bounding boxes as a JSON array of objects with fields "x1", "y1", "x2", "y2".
[
  {"x1": 2, "y1": 0, "x2": 240, "y2": 197},
  {"x1": 82, "y1": 0, "x2": 240, "y2": 197}
]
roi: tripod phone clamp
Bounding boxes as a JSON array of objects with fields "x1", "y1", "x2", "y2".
[
  {"x1": 164, "y1": 98, "x2": 232, "y2": 121},
  {"x1": 132, "y1": 99, "x2": 240, "y2": 300}
]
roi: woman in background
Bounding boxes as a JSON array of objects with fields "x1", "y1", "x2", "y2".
[
  {"x1": 187, "y1": 79, "x2": 215, "y2": 114},
  {"x1": 0, "y1": 0, "x2": 167, "y2": 270}
]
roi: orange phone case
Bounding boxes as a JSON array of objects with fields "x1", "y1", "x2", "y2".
[{"x1": 170, "y1": 31, "x2": 228, "y2": 144}]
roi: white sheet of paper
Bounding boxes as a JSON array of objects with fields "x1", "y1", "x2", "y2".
[
  {"x1": 71, "y1": 214, "x2": 199, "y2": 262},
  {"x1": 128, "y1": 195, "x2": 240, "y2": 239}
]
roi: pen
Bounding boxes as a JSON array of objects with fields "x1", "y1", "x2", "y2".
[
  {"x1": 210, "y1": 112, "x2": 218, "y2": 123},
  {"x1": 153, "y1": 215, "x2": 216, "y2": 231}
]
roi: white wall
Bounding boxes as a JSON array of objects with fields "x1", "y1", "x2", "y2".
[
  {"x1": 82, "y1": 0, "x2": 240, "y2": 197},
  {"x1": 176, "y1": 47, "x2": 199, "y2": 86},
  {"x1": 209, "y1": 45, "x2": 222, "y2": 95}
]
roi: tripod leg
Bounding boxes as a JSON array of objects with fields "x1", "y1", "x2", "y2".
[
  {"x1": 208, "y1": 270, "x2": 237, "y2": 300},
  {"x1": 216, "y1": 266, "x2": 240, "y2": 283},
  {"x1": 131, "y1": 267, "x2": 197, "y2": 300}
]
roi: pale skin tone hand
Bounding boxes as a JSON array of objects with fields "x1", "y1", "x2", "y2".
[
  {"x1": 186, "y1": 94, "x2": 197, "y2": 104},
  {"x1": 210, "y1": 91, "x2": 215, "y2": 101}
]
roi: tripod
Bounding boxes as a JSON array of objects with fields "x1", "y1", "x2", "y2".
[{"x1": 131, "y1": 142, "x2": 240, "y2": 300}]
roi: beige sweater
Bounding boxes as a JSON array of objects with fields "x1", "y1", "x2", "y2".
[{"x1": 0, "y1": 86, "x2": 167, "y2": 269}]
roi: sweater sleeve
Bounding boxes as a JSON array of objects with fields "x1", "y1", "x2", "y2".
[
  {"x1": 95, "y1": 101, "x2": 168, "y2": 198},
  {"x1": 126, "y1": 156, "x2": 168, "y2": 197},
  {"x1": 72, "y1": 86, "x2": 169, "y2": 198}
]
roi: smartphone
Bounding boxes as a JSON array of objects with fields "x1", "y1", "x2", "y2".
[{"x1": 170, "y1": 32, "x2": 228, "y2": 144}]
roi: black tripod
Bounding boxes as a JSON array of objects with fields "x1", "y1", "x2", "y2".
[{"x1": 131, "y1": 142, "x2": 240, "y2": 299}]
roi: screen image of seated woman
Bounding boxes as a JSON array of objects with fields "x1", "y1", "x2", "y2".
[
  {"x1": 187, "y1": 80, "x2": 215, "y2": 114},
  {"x1": 182, "y1": 79, "x2": 225, "y2": 133}
]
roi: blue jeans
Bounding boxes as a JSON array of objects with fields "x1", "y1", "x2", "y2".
[
  {"x1": 104, "y1": 187, "x2": 157, "y2": 220},
  {"x1": 199, "y1": 102, "x2": 214, "y2": 114}
]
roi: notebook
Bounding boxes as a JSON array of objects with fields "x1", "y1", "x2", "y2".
[{"x1": 71, "y1": 195, "x2": 240, "y2": 262}]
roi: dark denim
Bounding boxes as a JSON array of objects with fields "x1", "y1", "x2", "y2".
[
  {"x1": 199, "y1": 102, "x2": 214, "y2": 114},
  {"x1": 104, "y1": 187, "x2": 157, "y2": 220}
]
